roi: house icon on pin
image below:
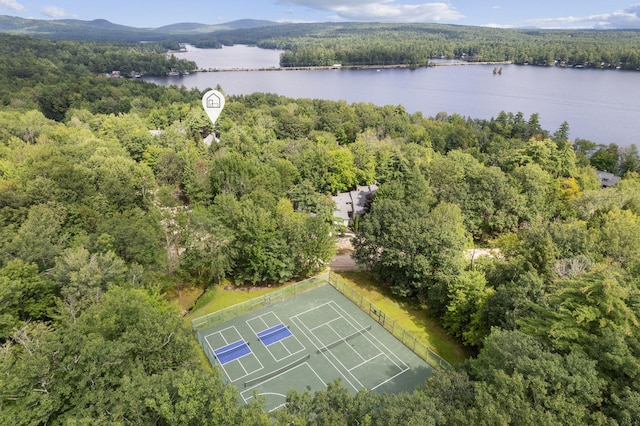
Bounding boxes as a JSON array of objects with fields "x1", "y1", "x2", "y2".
[{"x1": 206, "y1": 92, "x2": 221, "y2": 109}]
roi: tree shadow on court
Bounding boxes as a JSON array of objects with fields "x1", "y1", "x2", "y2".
[{"x1": 380, "y1": 364, "x2": 434, "y2": 394}]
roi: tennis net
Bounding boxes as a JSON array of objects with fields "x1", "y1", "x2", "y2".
[
  {"x1": 243, "y1": 353, "x2": 310, "y2": 388},
  {"x1": 317, "y1": 325, "x2": 372, "y2": 354}
]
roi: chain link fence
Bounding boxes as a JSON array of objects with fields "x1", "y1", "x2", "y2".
[
  {"x1": 328, "y1": 272, "x2": 451, "y2": 370},
  {"x1": 191, "y1": 272, "x2": 329, "y2": 332}
]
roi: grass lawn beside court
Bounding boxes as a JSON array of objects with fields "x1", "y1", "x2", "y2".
[
  {"x1": 332, "y1": 271, "x2": 472, "y2": 364},
  {"x1": 189, "y1": 281, "x2": 283, "y2": 319}
]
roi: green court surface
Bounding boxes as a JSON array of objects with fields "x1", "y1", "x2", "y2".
[{"x1": 195, "y1": 284, "x2": 434, "y2": 412}]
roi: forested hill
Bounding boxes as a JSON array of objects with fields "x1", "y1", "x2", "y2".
[
  {"x1": 0, "y1": 15, "x2": 280, "y2": 42},
  {"x1": 2, "y1": 34, "x2": 640, "y2": 424}
]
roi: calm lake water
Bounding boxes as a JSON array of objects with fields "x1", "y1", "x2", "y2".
[{"x1": 148, "y1": 45, "x2": 640, "y2": 146}]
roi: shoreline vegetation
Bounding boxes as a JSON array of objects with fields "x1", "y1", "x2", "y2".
[
  {"x1": 156, "y1": 56, "x2": 637, "y2": 76},
  {"x1": 188, "y1": 60, "x2": 514, "y2": 73},
  {"x1": 169, "y1": 56, "x2": 638, "y2": 75},
  {"x1": 168, "y1": 42, "x2": 639, "y2": 75}
]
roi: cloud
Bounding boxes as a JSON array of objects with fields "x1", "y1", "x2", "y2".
[
  {"x1": 278, "y1": 0, "x2": 383, "y2": 9},
  {"x1": 277, "y1": 0, "x2": 464, "y2": 23},
  {"x1": 485, "y1": 23, "x2": 513, "y2": 29},
  {"x1": 0, "y1": 0, "x2": 24, "y2": 11},
  {"x1": 525, "y1": 3, "x2": 640, "y2": 29},
  {"x1": 43, "y1": 5, "x2": 67, "y2": 18}
]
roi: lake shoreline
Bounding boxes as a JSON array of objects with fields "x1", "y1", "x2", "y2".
[
  {"x1": 172, "y1": 44, "x2": 636, "y2": 73},
  {"x1": 191, "y1": 61, "x2": 514, "y2": 73}
]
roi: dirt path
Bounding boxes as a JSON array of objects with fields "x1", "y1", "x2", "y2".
[{"x1": 331, "y1": 236, "x2": 358, "y2": 271}]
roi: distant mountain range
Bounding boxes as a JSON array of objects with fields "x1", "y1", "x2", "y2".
[{"x1": 0, "y1": 15, "x2": 280, "y2": 41}]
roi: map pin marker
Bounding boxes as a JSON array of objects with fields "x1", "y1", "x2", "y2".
[{"x1": 202, "y1": 89, "x2": 226, "y2": 127}]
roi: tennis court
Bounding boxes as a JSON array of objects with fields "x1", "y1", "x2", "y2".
[{"x1": 195, "y1": 284, "x2": 434, "y2": 412}]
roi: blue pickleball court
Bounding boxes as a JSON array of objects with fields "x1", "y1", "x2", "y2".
[
  {"x1": 214, "y1": 339, "x2": 252, "y2": 364},
  {"x1": 257, "y1": 323, "x2": 292, "y2": 346}
]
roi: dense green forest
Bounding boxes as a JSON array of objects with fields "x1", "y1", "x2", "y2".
[{"x1": 2, "y1": 33, "x2": 640, "y2": 424}]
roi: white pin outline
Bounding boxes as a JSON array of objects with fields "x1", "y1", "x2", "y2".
[{"x1": 202, "y1": 89, "x2": 226, "y2": 126}]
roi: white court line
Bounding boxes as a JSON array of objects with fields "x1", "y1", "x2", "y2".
[
  {"x1": 326, "y1": 321, "x2": 365, "y2": 362},
  {"x1": 275, "y1": 338, "x2": 292, "y2": 357},
  {"x1": 350, "y1": 352, "x2": 384, "y2": 371},
  {"x1": 202, "y1": 324, "x2": 241, "y2": 343},
  {"x1": 326, "y1": 329, "x2": 408, "y2": 390},
  {"x1": 219, "y1": 354, "x2": 249, "y2": 382},
  {"x1": 320, "y1": 320, "x2": 365, "y2": 388},
  {"x1": 241, "y1": 362, "x2": 326, "y2": 404},
  {"x1": 204, "y1": 324, "x2": 243, "y2": 359},
  {"x1": 269, "y1": 402, "x2": 287, "y2": 413},
  {"x1": 248, "y1": 311, "x2": 305, "y2": 362},
  {"x1": 371, "y1": 362, "x2": 409, "y2": 391},
  {"x1": 204, "y1": 325, "x2": 265, "y2": 383},
  {"x1": 247, "y1": 311, "x2": 282, "y2": 338},
  {"x1": 246, "y1": 311, "x2": 274, "y2": 336},
  {"x1": 292, "y1": 301, "x2": 337, "y2": 329},
  {"x1": 341, "y1": 349, "x2": 409, "y2": 390},
  {"x1": 293, "y1": 301, "x2": 334, "y2": 317},
  {"x1": 290, "y1": 315, "x2": 360, "y2": 392},
  {"x1": 270, "y1": 332, "x2": 307, "y2": 361},
  {"x1": 204, "y1": 336, "x2": 217, "y2": 362},
  {"x1": 226, "y1": 349, "x2": 265, "y2": 383},
  {"x1": 309, "y1": 316, "x2": 343, "y2": 332},
  {"x1": 292, "y1": 300, "x2": 410, "y2": 390},
  {"x1": 251, "y1": 392, "x2": 287, "y2": 413},
  {"x1": 331, "y1": 302, "x2": 409, "y2": 372},
  {"x1": 237, "y1": 354, "x2": 250, "y2": 376}
]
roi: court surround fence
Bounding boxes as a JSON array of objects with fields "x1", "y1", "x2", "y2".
[
  {"x1": 327, "y1": 272, "x2": 451, "y2": 370},
  {"x1": 191, "y1": 272, "x2": 329, "y2": 332},
  {"x1": 191, "y1": 270, "x2": 451, "y2": 371}
]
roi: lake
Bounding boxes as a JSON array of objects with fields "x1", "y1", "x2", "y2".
[{"x1": 147, "y1": 45, "x2": 640, "y2": 146}]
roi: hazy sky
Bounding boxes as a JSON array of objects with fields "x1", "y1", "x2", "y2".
[{"x1": 2, "y1": 0, "x2": 640, "y2": 29}]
